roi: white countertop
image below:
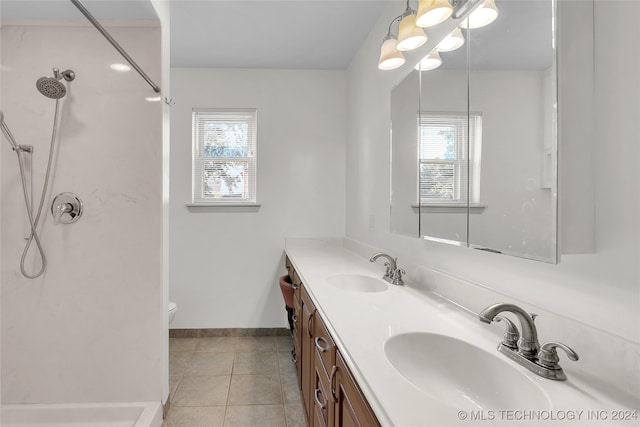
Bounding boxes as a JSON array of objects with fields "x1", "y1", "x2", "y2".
[{"x1": 285, "y1": 238, "x2": 638, "y2": 427}]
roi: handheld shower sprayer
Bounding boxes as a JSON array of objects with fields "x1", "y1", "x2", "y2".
[
  {"x1": 1, "y1": 112, "x2": 33, "y2": 154},
  {"x1": 1, "y1": 66, "x2": 76, "y2": 279},
  {"x1": 0, "y1": 110, "x2": 19, "y2": 151}
]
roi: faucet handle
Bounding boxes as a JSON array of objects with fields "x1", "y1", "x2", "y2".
[
  {"x1": 537, "y1": 341, "x2": 579, "y2": 369},
  {"x1": 391, "y1": 268, "x2": 405, "y2": 286},
  {"x1": 495, "y1": 316, "x2": 519, "y2": 349}
]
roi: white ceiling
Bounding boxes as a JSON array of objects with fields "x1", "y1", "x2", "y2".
[
  {"x1": 1, "y1": 0, "x2": 389, "y2": 69},
  {"x1": 170, "y1": 1, "x2": 388, "y2": 69}
]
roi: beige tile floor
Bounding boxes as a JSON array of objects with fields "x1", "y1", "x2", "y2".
[{"x1": 164, "y1": 335, "x2": 307, "y2": 427}]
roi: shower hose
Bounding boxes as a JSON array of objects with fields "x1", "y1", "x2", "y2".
[{"x1": 0, "y1": 100, "x2": 61, "y2": 279}]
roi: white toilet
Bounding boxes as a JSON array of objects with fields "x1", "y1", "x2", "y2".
[{"x1": 168, "y1": 301, "x2": 178, "y2": 325}]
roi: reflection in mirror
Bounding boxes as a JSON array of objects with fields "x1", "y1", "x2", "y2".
[
  {"x1": 390, "y1": 0, "x2": 557, "y2": 263},
  {"x1": 465, "y1": 0, "x2": 556, "y2": 262},
  {"x1": 391, "y1": 70, "x2": 422, "y2": 237},
  {"x1": 417, "y1": 34, "x2": 470, "y2": 245}
]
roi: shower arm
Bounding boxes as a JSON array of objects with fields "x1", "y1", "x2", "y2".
[{"x1": 69, "y1": 0, "x2": 161, "y2": 94}]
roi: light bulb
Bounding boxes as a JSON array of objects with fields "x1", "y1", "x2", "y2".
[
  {"x1": 436, "y1": 27, "x2": 465, "y2": 52},
  {"x1": 461, "y1": 0, "x2": 499, "y2": 29},
  {"x1": 378, "y1": 37, "x2": 406, "y2": 71},
  {"x1": 415, "y1": 50, "x2": 442, "y2": 71},
  {"x1": 416, "y1": 0, "x2": 453, "y2": 28},
  {"x1": 397, "y1": 12, "x2": 427, "y2": 51}
]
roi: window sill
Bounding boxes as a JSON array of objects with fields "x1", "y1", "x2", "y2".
[
  {"x1": 411, "y1": 203, "x2": 487, "y2": 213},
  {"x1": 186, "y1": 203, "x2": 261, "y2": 213}
]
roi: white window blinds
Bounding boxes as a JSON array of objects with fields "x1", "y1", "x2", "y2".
[
  {"x1": 192, "y1": 108, "x2": 257, "y2": 204},
  {"x1": 418, "y1": 112, "x2": 482, "y2": 203}
]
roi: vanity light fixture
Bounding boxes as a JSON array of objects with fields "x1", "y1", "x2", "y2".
[
  {"x1": 415, "y1": 49, "x2": 442, "y2": 71},
  {"x1": 378, "y1": 15, "x2": 406, "y2": 71},
  {"x1": 436, "y1": 26, "x2": 465, "y2": 52},
  {"x1": 460, "y1": 0, "x2": 499, "y2": 29},
  {"x1": 377, "y1": 0, "x2": 497, "y2": 71},
  {"x1": 416, "y1": 0, "x2": 453, "y2": 28},
  {"x1": 396, "y1": 1, "x2": 428, "y2": 51}
]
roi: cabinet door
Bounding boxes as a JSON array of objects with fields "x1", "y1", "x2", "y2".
[
  {"x1": 301, "y1": 285, "x2": 317, "y2": 417},
  {"x1": 312, "y1": 364, "x2": 332, "y2": 427},
  {"x1": 334, "y1": 352, "x2": 380, "y2": 427}
]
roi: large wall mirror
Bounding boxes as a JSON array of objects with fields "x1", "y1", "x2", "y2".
[{"x1": 391, "y1": 0, "x2": 557, "y2": 263}]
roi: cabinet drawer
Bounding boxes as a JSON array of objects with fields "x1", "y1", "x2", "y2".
[
  {"x1": 312, "y1": 363, "x2": 332, "y2": 427},
  {"x1": 313, "y1": 314, "x2": 336, "y2": 379}
]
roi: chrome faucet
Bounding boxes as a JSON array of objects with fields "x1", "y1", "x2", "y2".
[
  {"x1": 369, "y1": 252, "x2": 405, "y2": 286},
  {"x1": 479, "y1": 303, "x2": 539, "y2": 359},
  {"x1": 479, "y1": 303, "x2": 578, "y2": 380}
]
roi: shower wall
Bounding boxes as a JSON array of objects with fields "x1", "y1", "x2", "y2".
[{"x1": 0, "y1": 22, "x2": 163, "y2": 404}]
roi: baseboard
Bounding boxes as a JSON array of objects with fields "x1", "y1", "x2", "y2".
[{"x1": 169, "y1": 327, "x2": 290, "y2": 338}]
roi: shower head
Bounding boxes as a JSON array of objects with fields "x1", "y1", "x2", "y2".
[
  {"x1": 36, "y1": 68, "x2": 75, "y2": 99},
  {"x1": 36, "y1": 77, "x2": 67, "y2": 99}
]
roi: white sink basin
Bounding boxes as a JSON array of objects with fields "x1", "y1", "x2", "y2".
[
  {"x1": 384, "y1": 333, "x2": 550, "y2": 410},
  {"x1": 326, "y1": 274, "x2": 388, "y2": 293}
]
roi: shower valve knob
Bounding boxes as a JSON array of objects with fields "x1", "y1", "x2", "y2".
[{"x1": 51, "y1": 192, "x2": 83, "y2": 224}]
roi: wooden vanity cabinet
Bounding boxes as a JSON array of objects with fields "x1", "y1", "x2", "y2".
[{"x1": 285, "y1": 256, "x2": 380, "y2": 427}]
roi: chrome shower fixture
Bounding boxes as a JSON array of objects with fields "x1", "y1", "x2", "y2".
[
  {"x1": 36, "y1": 68, "x2": 76, "y2": 99},
  {"x1": 1, "y1": 67, "x2": 73, "y2": 278}
]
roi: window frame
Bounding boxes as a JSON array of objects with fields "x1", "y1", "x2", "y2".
[{"x1": 191, "y1": 108, "x2": 258, "y2": 207}]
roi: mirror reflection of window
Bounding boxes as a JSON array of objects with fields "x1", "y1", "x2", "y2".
[{"x1": 418, "y1": 113, "x2": 482, "y2": 204}]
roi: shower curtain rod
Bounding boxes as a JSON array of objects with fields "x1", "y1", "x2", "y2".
[{"x1": 70, "y1": 0, "x2": 161, "y2": 93}]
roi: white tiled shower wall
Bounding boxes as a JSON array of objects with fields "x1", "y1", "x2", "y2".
[{"x1": 0, "y1": 22, "x2": 163, "y2": 404}]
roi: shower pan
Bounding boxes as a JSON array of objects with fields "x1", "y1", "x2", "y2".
[{"x1": 0, "y1": 67, "x2": 80, "y2": 279}]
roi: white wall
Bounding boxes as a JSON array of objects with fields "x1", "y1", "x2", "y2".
[
  {"x1": 170, "y1": 68, "x2": 346, "y2": 329},
  {"x1": 346, "y1": 0, "x2": 639, "y2": 346},
  {"x1": 1, "y1": 23, "x2": 163, "y2": 404}
]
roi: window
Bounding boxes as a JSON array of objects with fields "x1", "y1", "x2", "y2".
[
  {"x1": 418, "y1": 112, "x2": 482, "y2": 204},
  {"x1": 192, "y1": 108, "x2": 257, "y2": 204}
]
